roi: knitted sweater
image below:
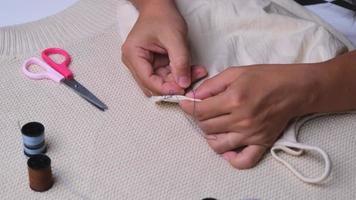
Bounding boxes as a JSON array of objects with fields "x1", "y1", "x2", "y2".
[{"x1": 1, "y1": 0, "x2": 355, "y2": 199}]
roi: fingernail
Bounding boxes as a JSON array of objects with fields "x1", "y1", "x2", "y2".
[
  {"x1": 178, "y1": 76, "x2": 190, "y2": 88},
  {"x1": 186, "y1": 89, "x2": 198, "y2": 98},
  {"x1": 194, "y1": 68, "x2": 207, "y2": 78},
  {"x1": 186, "y1": 91, "x2": 194, "y2": 98},
  {"x1": 205, "y1": 135, "x2": 217, "y2": 140},
  {"x1": 223, "y1": 154, "x2": 231, "y2": 161}
]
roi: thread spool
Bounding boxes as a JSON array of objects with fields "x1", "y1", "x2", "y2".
[
  {"x1": 21, "y1": 122, "x2": 47, "y2": 157},
  {"x1": 27, "y1": 154, "x2": 54, "y2": 192}
]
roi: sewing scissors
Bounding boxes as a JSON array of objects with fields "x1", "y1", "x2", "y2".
[{"x1": 22, "y1": 48, "x2": 108, "y2": 111}]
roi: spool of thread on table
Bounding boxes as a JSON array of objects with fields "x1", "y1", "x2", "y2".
[
  {"x1": 21, "y1": 122, "x2": 47, "y2": 157},
  {"x1": 27, "y1": 154, "x2": 54, "y2": 192}
]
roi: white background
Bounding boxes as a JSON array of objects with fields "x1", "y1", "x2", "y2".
[{"x1": 0, "y1": 0, "x2": 78, "y2": 27}]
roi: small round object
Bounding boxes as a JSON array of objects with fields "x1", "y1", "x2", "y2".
[
  {"x1": 21, "y1": 122, "x2": 44, "y2": 137},
  {"x1": 27, "y1": 154, "x2": 54, "y2": 192},
  {"x1": 21, "y1": 122, "x2": 47, "y2": 157}
]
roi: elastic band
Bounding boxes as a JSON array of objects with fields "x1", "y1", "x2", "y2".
[{"x1": 271, "y1": 141, "x2": 331, "y2": 184}]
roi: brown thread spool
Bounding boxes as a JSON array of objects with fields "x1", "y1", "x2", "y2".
[{"x1": 27, "y1": 154, "x2": 54, "y2": 192}]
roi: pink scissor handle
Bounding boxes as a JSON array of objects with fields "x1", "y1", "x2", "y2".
[
  {"x1": 41, "y1": 48, "x2": 73, "y2": 79},
  {"x1": 22, "y1": 57, "x2": 64, "y2": 83}
]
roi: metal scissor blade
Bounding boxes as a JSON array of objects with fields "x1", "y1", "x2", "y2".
[{"x1": 62, "y1": 79, "x2": 108, "y2": 111}]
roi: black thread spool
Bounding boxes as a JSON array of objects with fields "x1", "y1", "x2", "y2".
[
  {"x1": 27, "y1": 154, "x2": 54, "y2": 191},
  {"x1": 21, "y1": 122, "x2": 47, "y2": 157}
]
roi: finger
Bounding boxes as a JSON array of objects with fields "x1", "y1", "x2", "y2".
[
  {"x1": 161, "y1": 82, "x2": 185, "y2": 95},
  {"x1": 191, "y1": 65, "x2": 208, "y2": 83},
  {"x1": 131, "y1": 58, "x2": 165, "y2": 93},
  {"x1": 206, "y1": 132, "x2": 247, "y2": 154},
  {"x1": 130, "y1": 70, "x2": 154, "y2": 96},
  {"x1": 155, "y1": 65, "x2": 207, "y2": 83},
  {"x1": 153, "y1": 54, "x2": 169, "y2": 69},
  {"x1": 155, "y1": 67, "x2": 170, "y2": 81},
  {"x1": 163, "y1": 34, "x2": 191, "y2": 88},
  {"x1": 179, "y1": 93, "x2": 231, "y2": 121},
  {"x1": 154, "y1": 64, "x2": 206, "y2": 94},
  {"x1": 123, "y1": 47, "x2": 163, "y2": 94},
  {"x1": 186, "y1": 68, "x2": 238, "y2": 100},
  {"x1": 127, "y1": 48, "x2": 182, "y2": 94},
  {"x1": 223, "y1": 145, "x2": 267, "y2": 169},
  {"x1": 122, "y1": 56, "x2": 153, "y2": 96},
  {"x1": 145, "y1": 43, "x2": 167, "y2": 55},
  {"x1": 154, "y1": 68, "x2": 184, "y2": 95},
  {"x1": 198, "y1": 114, "x2": 232, "y2": 134}
]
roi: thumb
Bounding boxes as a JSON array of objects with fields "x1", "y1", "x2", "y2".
[
  {"x1": 164, "y1": 34, "x2": 191, "y2": 88},
  {"x1": 223, "y1": 145, "x2": 267, "y2": 169},
  {"x1": 187, "y1": 68, "x2": 237, "y2": 100}
]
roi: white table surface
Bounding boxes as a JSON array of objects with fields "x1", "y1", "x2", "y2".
[{"x1": 0, "y1": 0, "x2": 78, "y2": 27}]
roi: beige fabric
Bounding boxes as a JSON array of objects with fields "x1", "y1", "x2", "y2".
[
  {"x1": 118, "y1": 0, "x2": 355, "y2": 185},
  {"x1": 1, "y1": 0, "x2": 356, "y2": 199},
  {"x1": 118, "y1": 0, "x2": 352, "y2": 79}
]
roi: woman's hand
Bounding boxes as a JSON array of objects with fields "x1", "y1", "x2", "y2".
[
  {"x1": 180, "y1": 64, "x2": 321, "y2": 169},
  {"x1": 122, "y1": 1, "x2": 207, "y2": 96}
]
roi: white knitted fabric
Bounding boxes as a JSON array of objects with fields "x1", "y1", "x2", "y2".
[{"x1": 1, "y1": 0, "x2": 356, "y2": 199}]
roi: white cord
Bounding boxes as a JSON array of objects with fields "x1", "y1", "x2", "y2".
[
  {"x1": 271, "y1": 114, "x2": 333, "y2": 184},
  {"x1": 271, "y1": 141, "x2": 332, "y2": 184}
]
